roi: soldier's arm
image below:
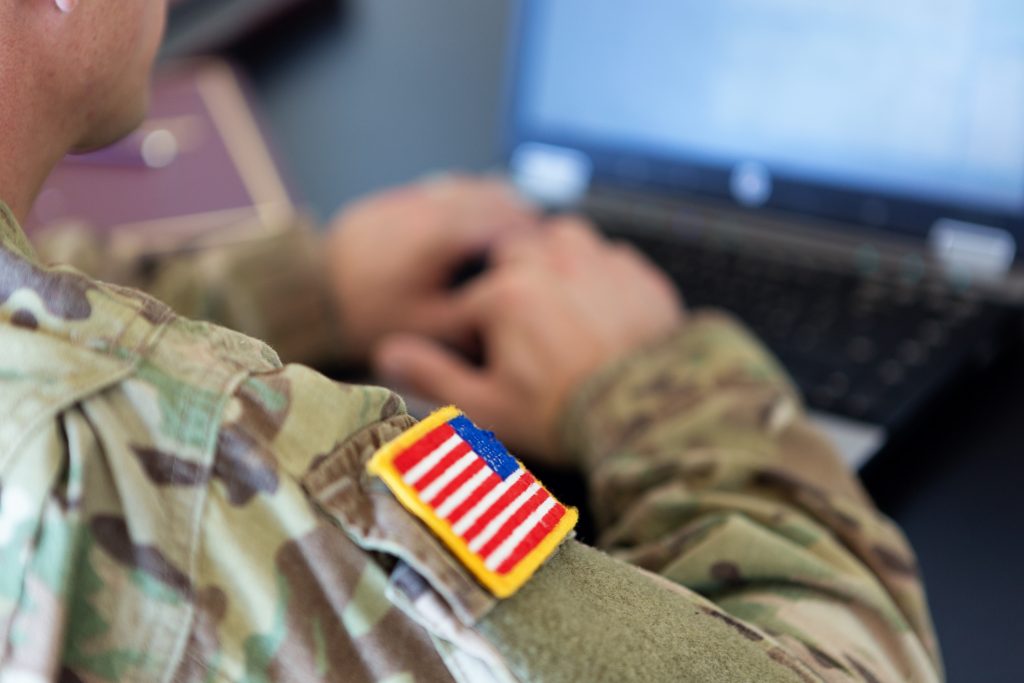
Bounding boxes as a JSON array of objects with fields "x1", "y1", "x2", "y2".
[
  {"x1": 32, "y1": 214, "x2": 347, "y2": 365},
  {"x1": 550, "y1": 312, "x2": 941, "y2": 680},
  {"x1": 135, "y1": 218, "x2": 347, "y2": 366},
  {"x1": 31, "y1": 177, "x2": 540, "y2": 368},
  {"x1": 383, "y1": 220, "x2": 943, "y2": 682}
]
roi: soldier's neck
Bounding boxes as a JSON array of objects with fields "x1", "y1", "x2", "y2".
[{"x1": 0, "y1": 75, "x2": 79, "y2": 224}]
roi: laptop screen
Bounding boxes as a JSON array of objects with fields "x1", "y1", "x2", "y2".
[{"x1": 508, "y1": 0, "x2": 1024, "y2": 247}]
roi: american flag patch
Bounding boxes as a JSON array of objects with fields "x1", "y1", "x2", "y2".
[{"x1": 367, "y1": 406, "x2": 577, "y2": 598}]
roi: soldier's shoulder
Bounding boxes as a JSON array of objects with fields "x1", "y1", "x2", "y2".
[
  {"x1": 0, "y1": 322, "x2": 130, "y2": 461},
  {"x1": 0, "y1": 270, "x2": 285, "y2": 460}
]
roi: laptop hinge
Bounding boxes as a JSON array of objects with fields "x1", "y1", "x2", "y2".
[
  {"x1": 928, "y1": 219, "x2": 1017, "y2": 282},
  {"x1": 510, "y1": 143, "x2": 592, "y2": 207}
]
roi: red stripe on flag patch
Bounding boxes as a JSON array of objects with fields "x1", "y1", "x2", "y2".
[
  {"x1": 411, "y1": 441, "x2": 473, "y2": 493},
  {"x1": 461, "y1": 471, "x2": 536, "y2": 544},
  {"x1": 430, "y1": 458, "x2": 488, "y2": 509},
  {"x1": 444, "y1": 471, "x2": 502, "y2": 524},
  {"x1": 495, "y1": 503, "x2": 567, "y2": 575},
  {"x1": 393, "y1": 423, "x2": 456, "y2": 474},
  {"x1": 476, "y1": 488, "x2": 548, "y2": 559}
]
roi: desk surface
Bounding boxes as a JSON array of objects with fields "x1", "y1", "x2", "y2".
[{"x1": 235, "y1": 2, "x2": 1024, "y2": 680}]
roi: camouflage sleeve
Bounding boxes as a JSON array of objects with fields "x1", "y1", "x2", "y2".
[
  {"x1": 31, "y1": 216, "x2": 348, "y2": 366},
  {"x1": 549, "y1": 311, "x2": 942, "y2": 681}
]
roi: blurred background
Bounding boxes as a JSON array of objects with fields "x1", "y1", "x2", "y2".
[
  {"x1": 226, "y1": 0, "x2": 510, "y2": 216},
  {"x1": 29, "y1": 1, "x2": 1024, "y2": 680}
]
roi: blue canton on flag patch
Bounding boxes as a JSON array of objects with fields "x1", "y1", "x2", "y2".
[{"x1": 367, "y1": 406, "x2": 578, "y2": 598}]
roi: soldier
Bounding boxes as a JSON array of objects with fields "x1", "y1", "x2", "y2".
[{"x1": 0, "y1": 1, "x2": 941, "y2": 681}]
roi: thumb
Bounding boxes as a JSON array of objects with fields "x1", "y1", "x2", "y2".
[{"x1": 374, "y1": 334, "x2": 492, "y2": 409}]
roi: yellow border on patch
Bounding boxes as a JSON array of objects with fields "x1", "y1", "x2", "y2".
[{"x1": 367, "y1": 406, "x2": 577, "y2": 598}]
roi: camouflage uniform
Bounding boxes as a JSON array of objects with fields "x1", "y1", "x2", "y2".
[{"x1": 0, "y1": 202, "x2": 941, "y2": 682}]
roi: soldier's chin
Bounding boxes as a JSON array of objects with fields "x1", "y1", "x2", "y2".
[{"x1": 68, "y1": 95, "x2": 151, "y2": 156}]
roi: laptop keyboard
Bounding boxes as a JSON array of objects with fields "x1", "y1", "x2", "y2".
[{"x1": 611, "y1": 227, "x2": 1011, "y2": 427}]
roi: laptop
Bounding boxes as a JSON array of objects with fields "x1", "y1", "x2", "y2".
[{"x1": 504, "y1": 0, "x2": 1024, "y2": 468}]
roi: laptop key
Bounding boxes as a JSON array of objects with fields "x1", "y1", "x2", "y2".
[{"x1": 846, "y1": 336, "x2": 877, "y2": 364}]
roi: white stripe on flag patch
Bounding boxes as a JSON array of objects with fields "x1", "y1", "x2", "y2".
[
  {"x1": 421, "y1": 450, "x2": 477, "y2": 503},
  {"x1": 435, "y1": 464, "x2": 493, "y2": 519},
  {"x1": 404, "y1": 433, "x2": 461, "y2": 485},
  {"x1": 484, "y1": 497, "x2": 558, "y2": 571},
  {"x1": 468, "y1": 483, "x2": 541, "y2": 553},
  {"x1": 452, "y1": 469, "x2": 524, "y2": 536}
]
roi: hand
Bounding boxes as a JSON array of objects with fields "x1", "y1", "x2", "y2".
[
  {"x1": 325, "y1": 176, "x2": 542, "y2": 362},
  {"x1": 374, "y1": 217, "x2": 685, "y2": 466}
]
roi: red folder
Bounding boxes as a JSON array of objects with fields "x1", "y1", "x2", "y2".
[{"x1": 26, "y1": 59, "x2": 296, "y2": 255}]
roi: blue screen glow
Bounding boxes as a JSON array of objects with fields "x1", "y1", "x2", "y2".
[{"x1": 518, "y1": 0, "x2": 1024, "y2": 213}]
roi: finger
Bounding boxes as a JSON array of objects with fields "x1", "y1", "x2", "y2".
[
  {"x1": 427, "y1": 178, "x2": 542, "y2": 255},
  {"x1": 451, "y1": 266, "x2": 542, "y2": 326},
  {"x1": 609, "y1": 240, "x2": 684, "y2": 306},
  {"x1": 401, "y1": 269, "x2": 522, "y2": 349},
  {"x1": 490, "y1": 230, "x2": 549, "y2": 267},
  {"x1": 544, "y1": 214, "x2": 605, "y2": 253},
  {"x1": 408, "y1": 295, "x2": 486, "y2": 352},
  {"x1": 490, "y1": 212, "x2": 605, "y2": 268},
  {"x1": 421, "y1": 175, "x2": 527, "y2": 213},
  {"x1": 495, "y1": 215, "x2": 603, "y2": 277},
  {"x1": 374, "y1": 334, "x2": 494, "y2": 409},
  {"x1": 448, "y1": 177, "x2": 537, "y2": 221}
]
